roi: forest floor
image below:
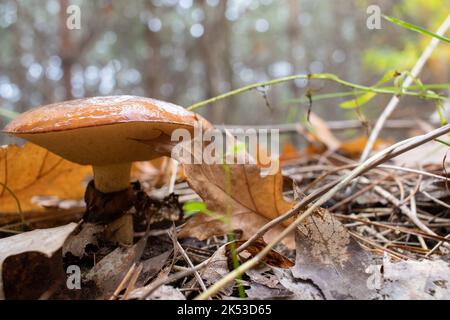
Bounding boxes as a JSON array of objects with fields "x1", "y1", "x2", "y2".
[{"x1": 1, "y1": 118, "x2": 449, "y2": 300}]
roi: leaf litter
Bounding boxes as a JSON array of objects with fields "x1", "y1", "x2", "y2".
[{"x1": 0, "y1": 116, "x2": 450, "y2": 300}]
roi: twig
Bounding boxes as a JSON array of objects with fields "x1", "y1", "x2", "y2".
[
  {"x1": 426, "y1": 234, "x2": 450, "y2": 257},
  {"x1": 398, "y1": 174, "x2": 422, "y2": 206},
  {"x1": 410, "y1": 196, "x2": 428, "y2": 250},
  {"x1": 367, "y1": 180, "x2": 438, "y2": 237},
  {"x1": 329, "y1": 176, "x2": 389, "y2": 211},
  {"x1": 348, "y1": 231, "x2": 410, "y2": 260},
  {"x1": 360, "y1": 225, "x2": 391, "y2": 243},
  {"x1": 122, "y1": 264, "x2": 143, "y2": 300},
  {"x1": 393, "y1": 175, "x2": 406, "y2": 202},
  {"x1": 109, "y1": 263, "x2": 137, "y2": 300},
  {"x1": 139, "y1": 254, "x2": 213, "y2": 299},
  {"x1": 284, "y1": 163, "x2": 450, "y2": 182},
  {"x1": 175, "y1": 239, "x2": 208, "y2": 294},
  {"x1": 421, "y1": 190, "x2": 450, "y2": 209},
  {"x1": 335, "y1": 213, "x2": 450, "y2": 244}
]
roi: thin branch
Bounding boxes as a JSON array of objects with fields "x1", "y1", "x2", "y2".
[
  {"x1": 122, "y1": 264, "x2": 143, "y2": 300},
  {"x1": 109, "y1": 263, "x2": 137, "y2": 300},
  {"x1": 335, "y1": 214, "x2": 450, "y2": 244},
  {"x1": 426, "y1": 234, "x2": 450, "y2": 257},
  {"x1": 421, "y1": 190, "x2": 450, "y2": 209},
  {"x1": 187, "y1": 73, "x2": 447, "y2": 111},
  {"x1": 348, "y1": 231, "x2": 410, "y2": 260},
  {"x1": 174, "y1": 239, "x2": 208, "y2": 294},
  {"x1": 363, "y1": 177, "x2": 440, "y2": 239}
]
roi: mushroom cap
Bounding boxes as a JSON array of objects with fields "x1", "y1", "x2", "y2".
[{"x1": 3, "y1": 96, "x2": 199, "y2": 165}]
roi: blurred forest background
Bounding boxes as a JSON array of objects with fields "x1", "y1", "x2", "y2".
[{"x1": 0, "y1": 0, "x2": 449, "y2": 144}]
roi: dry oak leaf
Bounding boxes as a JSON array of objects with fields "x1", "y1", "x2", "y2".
[
  {"x1": 178, "y1": 162, "x2": 295, "y2": 247},
  {"x1": 298, "y1": 112, "x2": 390, "y2": 159},
  {"x1": 0, "y1": 143, "x2": 91, "y2": 213}
]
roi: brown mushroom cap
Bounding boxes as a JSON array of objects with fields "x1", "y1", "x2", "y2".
[{"x1": 3, "y1": 95, "x2": 198, "y2": 165}]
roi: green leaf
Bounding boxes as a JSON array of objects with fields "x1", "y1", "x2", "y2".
[
  {"x1": 376, "y1": 70, "x2": 401, "y2": 86},
  {"x1": 0, "y1": 108, "x2": 19, "y2": 120},
  {"x1": 436, "y1": 100, "x2": 448, "y2": 125},
  {"x1": 183, "y1": 201, "x2": 207, "y2": 216},
  {"x1": 435, "y1": 138, "x2": 450, "y2": 147},
  {"x1": 340, "y1": 92, "x2": 376, "y2": 109},
  {"x1": 383, "y1": 15, "x2": 450, "y2": 44},
  {"x1": 339, "y1": 70, "x2": 398, "y2": 109}
]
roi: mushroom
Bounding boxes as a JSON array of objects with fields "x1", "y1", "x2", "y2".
[{"x1": 3, "y1": 95, "x2": 199, "y2": 244}]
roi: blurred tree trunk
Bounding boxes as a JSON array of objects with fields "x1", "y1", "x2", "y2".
[
  {"x1": 11, "y1": 4, "x2": 26, "y2": 111},
  {"x1": 145, "y1": 29, "x2": 163, "y2": 99},
  {"x1": 59, "y1": 0, "x2": 73, "y2": 100},
  {"x1": 287, "y1": 0, "x2": 302, "y2": 98},
  {"x1": 199, "y1": 0, "x2": 233, "y2": 123},
  {"x1": 144, "y1": 3, "x2": 163, "y2": 100}
]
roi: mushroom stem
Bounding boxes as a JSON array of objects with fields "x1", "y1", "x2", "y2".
[
  {"x1": 92, "y1": 162, "x2": 134, "y2": 245},
  {"x1": 93, "y1": 163, "x2": 132, "y2": 193}
]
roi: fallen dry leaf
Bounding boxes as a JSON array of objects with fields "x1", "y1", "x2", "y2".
[
  {"x1": 84, "y1": 237, "x2": 147, "y2": 299},
  {"x1": 235, "y1": 239, "x2": 294, "y2": 268},
  {"x1": 393, "y1": 140, "x2": 450, "y2": 167},
  {"x1": 338, "y1": 136, "x2": 390, "y2": 159},
  {"x1": 0, "y1": 223, "x2": 77, "y2": 299},
  {"x1": 144, "y1": 285, "x2": 185, "y2": 300},
  {"x1": 306, "y1": 113, "x2": 341, "y2": 151},
  {"x1": 244, "y1": 266, "x2": 297, "y2": 299},
  {"x1": 131, "y1": 157, "x2": 186, "y2": 188},
  {"x1": 127, "y1": 264, "x2": 174, "y2": 300},
  {"x1": 288, "y1": 199, "x2": 450, "y2": 300},
  {"x1": 245, "y1": 267, "x2": 279, "y2": 289},
  {"x1": 62, "y1": 223, "x2": 105, "y2": 259},
  {"x1": 293, "y1": 208, "x2": 377, "y2": 300},
  {"x1": 279, "y1": 116, "x2": 390, "y2": 164},
  {"x1": 245, "y1": 281, "x2": 294, "y2": 299},
  {"x1": 279, "y1": 143, "x2": 302, "y2": 163},
  {"x1": 374, "y1": 257, "x2": 450, "y2": 299},
  {"x1": 200, "y1": 244, "x2": 233, "y2": 296},
  {"x1": 178, "y1": 161, "x2": 294, "y2": 246},
  {"x1": 136, "y1": 250, "x2": 172, "y2": 287},
  {"x1": 274, "y1": 268, "x2": 324, "y2": 300},
  {"x1": 174, "y1": 120, "x2": 297, "y2": 246},
  {"x1": 0, "y1": 143, "x2": 91, "y2": 213}
]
